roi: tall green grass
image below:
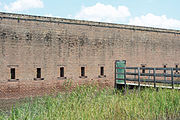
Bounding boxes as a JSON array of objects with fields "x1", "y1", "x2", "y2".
[{"x1": 0, "y1": 85, "x2": 179, "y2": 120}]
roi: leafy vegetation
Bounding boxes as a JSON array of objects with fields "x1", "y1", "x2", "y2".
[{"x1": 0, "y1": 85, "x2": 179, "y2": 120}]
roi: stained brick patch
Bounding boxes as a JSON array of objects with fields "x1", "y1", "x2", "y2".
[{"x1": 0, "y1": 79, "x2": 113, "y2": 99}]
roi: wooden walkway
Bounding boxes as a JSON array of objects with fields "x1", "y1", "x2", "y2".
[
  {"x1": 115, "y1": 60, "x2": 180, "y2": 90},
  {"x1": 117, "y1": 83, "x2": 180, "y2": 90}
]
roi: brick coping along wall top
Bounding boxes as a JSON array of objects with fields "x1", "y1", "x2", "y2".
[{"x1": 0, "y1": 12, "x2": 180, "y2": 34}]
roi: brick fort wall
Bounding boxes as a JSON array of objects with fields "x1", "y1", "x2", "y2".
[{"x1": 0, "y1": 12, "x2": 180, "y2": 98}]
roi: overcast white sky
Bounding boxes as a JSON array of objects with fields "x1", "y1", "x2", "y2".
[{"x1": 0, "y1": 0, "x2": 180, "y2": 30}]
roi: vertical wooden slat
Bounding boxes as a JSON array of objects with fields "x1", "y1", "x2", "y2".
[
  {"x1": 148, "y1": 69, "x2": 150, "y2": 80},
  {"x1": 138, "y1": 67, "x2": 140, "y2": 91},
  {"x1": 134, "y1": 69, "x2": 136, "y2": 80},
  {"x1": 124, "y1": 67, "x2": 127, "y2": 92},
  {"x1": 153, "y1": 68, "x2": 156, "y2": 88},
  {"x1": 171, "y1": 68, "x2": 174, "y2": 89},
  {"x1": 114, "y1": 61, "x2": 117, "y2": 89},
  {"x1": 164, "y1": 66, "x2": 167, "y2": 82}
]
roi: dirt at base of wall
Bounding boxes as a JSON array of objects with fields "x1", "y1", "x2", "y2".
[{"x1": 0, "y1": 79, "x2": 114, "y2": 99}]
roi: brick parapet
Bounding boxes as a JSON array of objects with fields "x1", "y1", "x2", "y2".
[{"x1": 0, "y1": 12, "x2": 180, "y2": 34}]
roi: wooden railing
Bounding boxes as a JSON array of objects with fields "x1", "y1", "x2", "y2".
[{"x1": 115, "y1": 67, "x2": 180, "y2": 89}]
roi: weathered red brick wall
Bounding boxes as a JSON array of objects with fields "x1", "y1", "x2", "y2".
[
  {"x1": 0, "y1": 79, "x2": 112, "y2": 99},
  {"x1": 0, "y1": 12, "x2": 179, "y2": 98}
]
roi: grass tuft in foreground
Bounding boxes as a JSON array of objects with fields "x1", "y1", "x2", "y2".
[{"x1": 0, "y1": 85, "x2": 180, "y2": 120}]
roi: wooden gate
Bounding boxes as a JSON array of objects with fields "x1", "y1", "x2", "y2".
[{"x1": 114, "y1": 60, "x2": 126, "y2": 89}]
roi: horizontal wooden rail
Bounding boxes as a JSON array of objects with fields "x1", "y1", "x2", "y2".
[
  {"x1": 116, "y1": 78, "x2": 180, "y2": 84},
  {"x1": 116, "y1": 67, "x2": 180, "y2": 70},
  {"x1": 116, "y1": 72, "x2": 180, "y2": 77}
]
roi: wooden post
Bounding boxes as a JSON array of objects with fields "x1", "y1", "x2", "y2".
[
  {"x1": 124, "y1": 67, "x2": 127, "y2": 92},
  {"x1": 114, "y1": 61, "x2": 117, "y2": 89},
  {"x1": 148, "y1": 69, "x2": 150, "y2": 80},
  {"x1": 164, "y1": 67, "x2": 167, "y2": 82},
  {"x1": 138, "y1": 67, "x2": 140, "y2": 91},
  {"x1": 134, "y1": 69, "x2": 136, "y2": 80},
  {"x1": 153, "y1": 68, "x2": 156, "y2": 88},
  {"x1": 171, "y1": 68, "x2": 174, "y2": 89}
]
